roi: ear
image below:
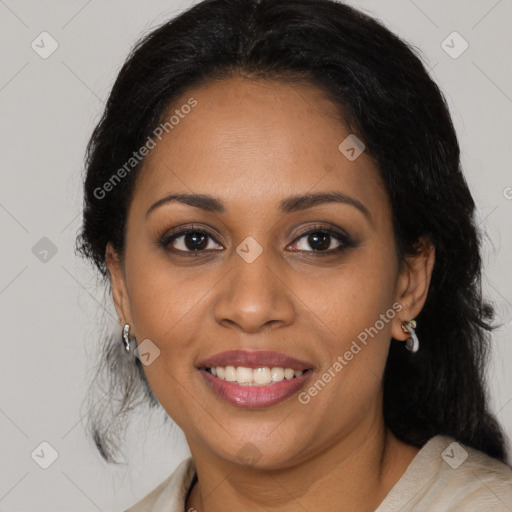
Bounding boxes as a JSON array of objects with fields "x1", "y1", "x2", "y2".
[
  {"x1": 391, "y1": 236, "x2": 435, "y2": 341},
  {"x1": 105, "y1": 242, "x2": 133, "y2": 329}
]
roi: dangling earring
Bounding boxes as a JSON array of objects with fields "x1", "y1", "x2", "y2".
[
  {"x1": 401, "y1": 319, "x2": 419, "y2": 353},
  {"x1": 122, "y1": 323, "x2": 134, "y2": 353}
]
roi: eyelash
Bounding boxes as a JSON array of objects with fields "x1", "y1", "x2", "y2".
[{"x1": 158, "y1": 223, "x2": 357, "y2": 257}]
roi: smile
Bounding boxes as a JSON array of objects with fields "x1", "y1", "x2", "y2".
[
  {"x1": 199, "y1": 366, "x2": 313, "y2": 408},
  {"x1": 203, "y1": 365, "x2": 309, "y2": 385}
]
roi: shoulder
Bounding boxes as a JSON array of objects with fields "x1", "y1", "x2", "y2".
[
  {"x1": 377, "y1": 434, "x2": 512, "y2": 511},
  {"x1": 124, "y1": 456, "x2": 196, "y2": 512},
  {"x1": 439, "y1": 436, "x2": 512, "y2": 507}
]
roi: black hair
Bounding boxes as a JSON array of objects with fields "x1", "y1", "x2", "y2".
[{"x1": 76, "y1": 0, "x2": 509, "y2": 464}]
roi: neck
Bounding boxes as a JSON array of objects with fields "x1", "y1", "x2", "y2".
[{"x1": 185, "y1": 418, "x2": 419, "y2": 512}]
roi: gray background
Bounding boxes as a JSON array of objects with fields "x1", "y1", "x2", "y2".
[{"x1": 1, "y1": 0, "x2": 511, "y2": 509}]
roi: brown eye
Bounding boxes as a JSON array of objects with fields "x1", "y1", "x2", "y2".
[
  {"x1": 160, "y1": 228, "x2": 223, "y2": 253},
  {"x1": 288, "y1": 226, "x2": 356, "y2": 255},
  {"x1": 306, "y1": 232, "x2": 335, "y2": 251}
]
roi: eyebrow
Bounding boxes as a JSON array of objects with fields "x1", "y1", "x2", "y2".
[{"x1": 145, "y1": 191, "x2": 371, "y2": 222}]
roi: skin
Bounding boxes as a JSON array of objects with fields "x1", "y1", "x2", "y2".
[{"x1": 106, "y1": 76, "x2": 435, "y2": 511}]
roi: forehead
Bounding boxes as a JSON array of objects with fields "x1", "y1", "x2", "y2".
[{"x1": 131, "y1": 76, "x2": 389, "y2": 217}]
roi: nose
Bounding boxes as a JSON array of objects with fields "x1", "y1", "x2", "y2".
[{"x1": 213, "y1": 245, "x2": 296, "y2": 334}]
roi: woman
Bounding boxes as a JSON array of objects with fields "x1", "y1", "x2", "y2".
[{"x1": 76, "y1": 0, "x2": 512, "y2": 510}]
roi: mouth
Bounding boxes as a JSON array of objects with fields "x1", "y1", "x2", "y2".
[
  {"x1": 201, "y1": 365, "x2": 313, "y2": 386},
  {"x1": 196, "y1": 350, "x2": 315, "y2": 408}
]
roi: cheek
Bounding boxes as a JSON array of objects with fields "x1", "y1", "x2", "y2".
[
  {"x1": 125, "y1": 242, "x2": 209, "y2": 338},
  {"x1": 122, "y1": 250, "x2": 213, "y2": 411},
  {"x1": 295, "y1": 246, "x2": 398, "y2": 408},
  {"x1": 300, "y1": 248, "x2": 398, "y2": 348},
  {"x1": 123, "y1": 253, "x2": 208, "y2": 423}
]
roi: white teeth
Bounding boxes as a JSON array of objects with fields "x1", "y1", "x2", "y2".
[
  {"x1": 253, "y1": 367, "x2": 272, "y2": 385},
  {"x1": 224, "y1": 365, "x2": 237, "y2": 382},
  {"x1": 209, "y1": 365, "x2": 307, "y2": 385},
  {"x1": 284, "y1": 368, "x2": 295, "y2": 380},
  {"x1": 236, "y1": 366, "x2": 253, "y2": 383},
  {"x1": 271, "y1": 367, "x2": 284, "y2": 382}
]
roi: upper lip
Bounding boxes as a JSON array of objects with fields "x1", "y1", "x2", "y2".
[{"x1": 197, "y1": 350, "x2": 314, "y2": 371}]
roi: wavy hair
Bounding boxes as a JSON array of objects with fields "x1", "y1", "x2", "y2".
[{"x1": 76, "y1": 0, "x2": 509, "y2": 464}]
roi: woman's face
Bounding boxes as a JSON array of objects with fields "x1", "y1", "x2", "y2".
[{"x1": 107, "y1": 76, "x2": 432, "y2": 468}]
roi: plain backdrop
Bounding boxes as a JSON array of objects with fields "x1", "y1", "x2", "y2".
[{"x1": 1, "y1": 0, "x2": 511, "y2": 510}]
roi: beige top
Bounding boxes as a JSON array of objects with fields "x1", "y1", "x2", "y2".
[{"x1": 125, "y1": 435, "x2": 512, "y2": 511}]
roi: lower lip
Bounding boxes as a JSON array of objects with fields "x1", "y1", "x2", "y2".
[{"x1": 199, "y1": 369, "x2": 312, "y2": 408}]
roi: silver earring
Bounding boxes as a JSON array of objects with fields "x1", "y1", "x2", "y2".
[
  {"x1": 122, "y1": 323, "x2": 133, "y2": 353},
  {"x1": 401, "y1": 319, "x2": 419, "y2": 353}
]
